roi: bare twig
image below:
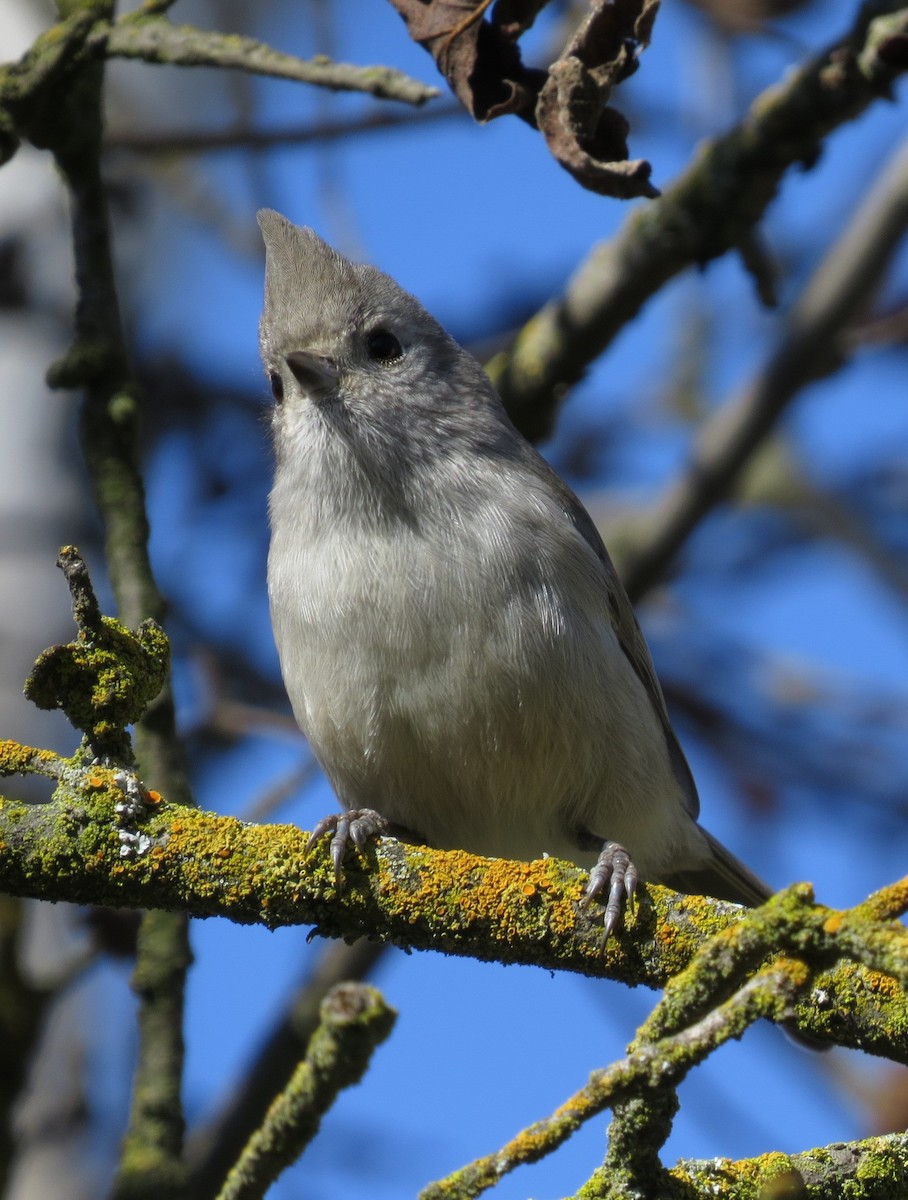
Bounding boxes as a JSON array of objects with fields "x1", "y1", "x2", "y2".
[{"x1": 96, "y1": 16, "x2": 439, "y2": 105}]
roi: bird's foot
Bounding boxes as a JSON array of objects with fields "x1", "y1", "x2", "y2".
[
  {"x1": 582, "y1": 840, "x2": 639, "y2": 944},
  {"x1": 306, "y1": 808, "x2": 390, "y2": 883}
]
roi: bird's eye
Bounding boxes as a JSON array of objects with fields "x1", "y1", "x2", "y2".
[
  {"x1": 365, "y1": 329, "x2": 403, "y2": 364},
  {"x1": 269, "y1": 371, "x2": 284, "y2": 403}
]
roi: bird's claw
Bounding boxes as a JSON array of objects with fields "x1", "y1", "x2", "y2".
[
  {"x1": 582, "y1": 840, "x2": 639, "y2": 945},
  {"x1": 306, "y1": 808, "x2": 389, "y2": 883}
]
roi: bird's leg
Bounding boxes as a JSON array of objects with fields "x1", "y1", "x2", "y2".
[
  {"x1": 306, "y1": 808, "x2": 390, "y2": 883},
  {"x1": 582, "y1": 839, "x2": 639, "y2": 944}
]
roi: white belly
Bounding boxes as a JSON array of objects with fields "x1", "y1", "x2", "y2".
[{"x1": 268, "y1": 510, "x2": 697, "y2": 879}]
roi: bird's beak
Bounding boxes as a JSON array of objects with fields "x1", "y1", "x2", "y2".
[{"x1": 285, "y1": 350, "x2": 340, "y2": 400}]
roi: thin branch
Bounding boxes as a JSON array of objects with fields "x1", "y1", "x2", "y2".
[
  {"x1": 214, "y1": 984, "x2": 396, "y2": 1200},
  {"x1": 489, "y1": 3, "x2": 908, "y2": 440},
  {"x1": 137, "y1": 0, "x2": 181, "y2": 12},
  {"x1": 0, "y1": 741, "x2": 64, "y2": 781},
  {"x1": 95, "y1": 16, "x2": 439, "y2": 106},
  {"x1": 427, "y1": 879, "x2": 907, "y2": 1199},
  {"x1": 854, "y1": 878, "x2": 908, "y2": 923},
  {"x1": 421, "y1": 962, "x2": 803, "y2": 1200},
  {"x1": 620, "y1": 133, "x2": 908, "y2": 601}
]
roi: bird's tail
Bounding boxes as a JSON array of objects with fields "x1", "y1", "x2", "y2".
[{"x1": 661, "y1": 826, "x2": 772, "y2": 908}]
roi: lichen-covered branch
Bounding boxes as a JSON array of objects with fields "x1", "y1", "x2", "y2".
[
  {"x1": 25, "y1": 548, "x2": 170, "y2": 766},
  {"x1": 420, "y1": 878, "x2": 908, "y2": 1199},
  {"x1": 215, "y1": 984, "x2": 396, "y2": 1200},
  {"x1": 489, "y1": 2, "x2": 908, "y2": 441},
  {"x1": 0, "y1": 8, "x2": 437, "y2": 175},
  {"x1": 1, "y1": 762, "x2": 907, "y2": 1062},
  {"x1": 585, "y1": 1133, "x2": 908, "y2": 1199}
]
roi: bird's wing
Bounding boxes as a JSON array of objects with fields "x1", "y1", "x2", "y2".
[{"x1": 553, "y1": 474, "x2": 701, "y2": 820}]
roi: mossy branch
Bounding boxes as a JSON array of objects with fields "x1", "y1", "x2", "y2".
[
  {"x1": 671, "y1": 1134, "x2": 908, "y2": 1198},
  {"x1": 215, "y1": 983, "x2": 396, "y2": 1200},
  {"x1": 187, "y1": 938, "x2": 388, "y2": 1199}
]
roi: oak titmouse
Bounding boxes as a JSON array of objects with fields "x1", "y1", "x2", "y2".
[{"x1": 258, "y1": 210, "x2": 770, "y2": 936}]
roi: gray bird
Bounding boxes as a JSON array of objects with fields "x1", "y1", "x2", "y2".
[{"x1": 258, "y1": 209, "x2": 770, "y2": 938}]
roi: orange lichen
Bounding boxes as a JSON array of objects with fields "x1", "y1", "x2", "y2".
[{"x1": 861, "y1": 969, "x2": 901, "y2": 999}]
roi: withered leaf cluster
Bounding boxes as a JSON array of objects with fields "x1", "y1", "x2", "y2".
[{"x1": 388, "y1": 0, "x2": 660, "y2": 198}]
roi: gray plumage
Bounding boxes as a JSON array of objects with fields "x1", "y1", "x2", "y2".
[{"x1": 258, "y1": 209, "x2": 769, "y2": 921}]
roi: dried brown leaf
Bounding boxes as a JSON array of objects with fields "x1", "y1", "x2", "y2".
[
  {"x1": 535, "y1": 0, "x2": 660, "y2": 198},
  {"x1": 388, "y1": 0, "x2": 661, "y2": 198},
  {"x1": 387, "y1": 0, "x2": 542, "y2": 120}
]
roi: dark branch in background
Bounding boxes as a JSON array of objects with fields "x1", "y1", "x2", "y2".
[
  {"x1": 0, "y1": 897, "x2": 54, "y2": 1197},
  {"x1": 657, "y1": 619, "x2": 908, "y2": 823},
  {"x1": 847, "y1": 297, "x2": 908, "y2": 347},
  {"x1": 1, "y1": 5, "x2": 196, "y2": 1197},
  {"x1": 488, "y1": 1, "x2": 908, "y2": 441},
  {"x1": 387, "y1": 0, "x2": 660, "y2": 197},
  {"x1": 619, "y1": 133, "x2": 908, "y2": 601},
  {"x1": 104, "y1": 101, "x2": 465, "y2": 155}
]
